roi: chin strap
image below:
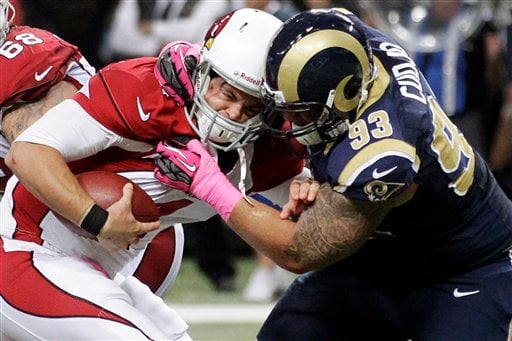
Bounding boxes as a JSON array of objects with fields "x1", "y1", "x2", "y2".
[
  {"x1": 357, "y1": 64, "x2": 379, "y2": 112},
  {"x1": 236, "y1": 147, "x2": 254, "y2": 206}
]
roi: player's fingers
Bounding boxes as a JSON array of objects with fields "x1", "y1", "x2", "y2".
[
  {"x1": 121, "y1": 183, "x2": 134, "y2": 205},
  {"x1": 297, "y1": 182, "x2": 310, "y2": 201},
  {"x1": 186, "y1": 139, "x2": 207, "y2": 156},
  {"x1": 139, "y1": 220, "x2": 160, "y2": 234},
  {"x1": 280, "y1": 202, "x2": 294, "y2": 219},
  {"x1": 280, "y1": 198, "x2": 303, "y2": 219},
  {"x1": 307, "y1": 181, "x2": 320, "y2": 202},
  {"x1": 289, "y1": 179, "x2": 302, "y2": 200},
  {"x1": 297, "y1": 178, "x2": 318, "y2": 202}
]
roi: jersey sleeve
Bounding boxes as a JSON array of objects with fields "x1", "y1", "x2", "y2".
[
  {"x1": 317, "y1": 100, "x2": 421, "y2": 202},
  {"x1": 73, "y1": 57, "x2": 194, "y2": 142},
  {"x1": 330, "y1": 141, "x2": 419, "y2": 201},
  {"x1": 0, "y1": 26, "x2": 87, "y2": 107},
  {"x1": 14, "y1": 99, "x2": 123, "y2": 162}
]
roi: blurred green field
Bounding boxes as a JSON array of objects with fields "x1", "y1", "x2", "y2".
[
  {"x1": 166, "y1": 256, "x2": 256, "y2": 303},
  {"x1": 165, "y1": 256, "x2": 275, "y2": 340},
  {"x1": 184, "y1": 323, "x2": 262, "y2": 341}
]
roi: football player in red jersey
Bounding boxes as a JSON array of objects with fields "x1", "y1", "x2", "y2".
[
  {"x1": 0, "y1": 0, "x2": 94, "y2": 192},
  {"x1": 2, "y1": 7, "x2": 309, "y2": 339},
  {"x1": 0, "y1": 0, "x2": 186, "y2": 299},
  {"x1": 0, "y1": 0, "x2": 185, "y2": 300}
]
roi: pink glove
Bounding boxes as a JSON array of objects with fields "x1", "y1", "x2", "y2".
[
  {"x1": 154, "y1": 41, "x2": 200, "y2": 107},
  {"x1": 154, "y1": 140, "x2": 243, "y2": 220},
  {"x1": 155, "y1": 140, "x2": 201, "y2": 193}
]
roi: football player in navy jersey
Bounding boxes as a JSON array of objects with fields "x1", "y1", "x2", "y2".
[{"x1": 156, "y1": 8, "x2": 512, "y2": 340}]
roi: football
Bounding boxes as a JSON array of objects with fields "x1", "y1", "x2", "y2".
[{"x1": 65, "y1": 171, "x2": 159, "y2": 239}]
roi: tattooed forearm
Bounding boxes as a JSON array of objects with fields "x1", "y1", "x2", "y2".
[{"x1": 285, "y1": 183, "x2": 389, "y2": 269}]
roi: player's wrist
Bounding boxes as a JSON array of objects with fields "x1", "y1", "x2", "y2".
[
  {"x1": 79, "y1": 203, "x2": 109, "y2": 236},
  {"x1": 192, "y1": 171, "x2": 243, "y2": 221}
]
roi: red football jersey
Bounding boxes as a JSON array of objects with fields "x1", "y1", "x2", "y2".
[
  {"x1": 0, "y1": 26, "x2": 86, "y2": 107},
  {"x1": 73, "y1": 57, "x2": 304, "y2": 190},
  {"x1": 73, "y1": 57, "x2": 195, "y2": 143},
  {"x1": 0, "y1": 26, "x2": 93, "y2": 193}
]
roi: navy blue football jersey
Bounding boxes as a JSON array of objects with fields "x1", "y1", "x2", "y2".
[{"x1": 310, "y1": 14, "x2": 512, "y2": 278}]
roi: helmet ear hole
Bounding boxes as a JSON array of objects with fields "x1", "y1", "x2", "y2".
[{"x1": 344, "y1": 77, "x2": 361, "y2": 100}]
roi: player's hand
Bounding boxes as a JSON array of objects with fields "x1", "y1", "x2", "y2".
[
  {"x1": 97, "y1": 183, "x2": 160, "y2": 250},
  {"x1": 154, "y1": 139, "x2": 243, "y2": 220},
  {"x1": 154, "y1": 140, "x2": 201, "y2": 192},
  {"x1": 280, "y1": 178, "x2": 320, "y2": 220},
  {"x1": 155, "y1": 41, "x2": 200, "y2": 106}
]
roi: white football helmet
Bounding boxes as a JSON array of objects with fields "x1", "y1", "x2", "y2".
[
  {"x1": 187, "y1": 8, "x2": 283, "y2": 151},
  {"x1": 0, "y1": 0, "x2": 15, "y2": 44}
]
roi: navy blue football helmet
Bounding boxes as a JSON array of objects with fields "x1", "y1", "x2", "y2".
[{"x1": 260, "y1": 8, "x2": 376, "y2": 156}]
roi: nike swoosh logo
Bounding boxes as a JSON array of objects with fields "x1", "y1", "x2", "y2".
[
  {"x1": 176, "y1": 157, "x2": 197, "y2": 172},
  {"x1": 372, "y1": 166, "x2": 397, "y2": 179},
  {"x1": 165, "y1": 145, "x2": 197, "y2": 172},
  {"x1": 34, "y1": 66, "x2": 53, "y2": 81},
  {"x1": 453, "y1": 288, "x2": 480, "y2": 298},
  {"x1": 137, "y1": 97, "x2": 151, "y2": 121}
]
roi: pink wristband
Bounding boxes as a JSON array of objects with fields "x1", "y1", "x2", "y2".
[
  {"x1": 185, "y1": 140, "x2": 244, "y2": 220},
  {"x1": 191, "y1": 168, "x2": 243, "y2": 221}
]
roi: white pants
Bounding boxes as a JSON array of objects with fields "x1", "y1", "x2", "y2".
[{"x1": 0, "y1": 237, "x2": 191, "y2": 340}]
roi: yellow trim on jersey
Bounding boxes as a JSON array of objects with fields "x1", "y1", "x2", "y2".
[
  {"x1": 277, "y1": 30, "x2": 370, "y2": 103},
  {"x1": 324, "y1": 141, "x2": 335, "y2": 156},
  {"x1": 337, "y1": 138, "x2": 418, "y2": 186},
  {"x1": 355, "y1": 56, "x2": 390, "y2": 119}
]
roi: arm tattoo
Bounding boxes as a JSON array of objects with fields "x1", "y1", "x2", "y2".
[
  {"x1": 2, "y1": 82, "x2": 77, "y2": 143},
  {"x1": 2, "y1": 101, "x2": 45, "y2": 144},
  {"x1": 285, "y1": 182, "x2": 390, "y2": 269}
]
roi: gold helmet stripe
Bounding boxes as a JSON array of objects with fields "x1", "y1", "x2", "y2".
[{"x1": 277, "y1": 29, "x2": 370, "y2": 109}]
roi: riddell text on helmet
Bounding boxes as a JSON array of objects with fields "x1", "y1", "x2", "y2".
[{"x1": 239, "y1": 72, "x2": 261, "y2": 86}]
